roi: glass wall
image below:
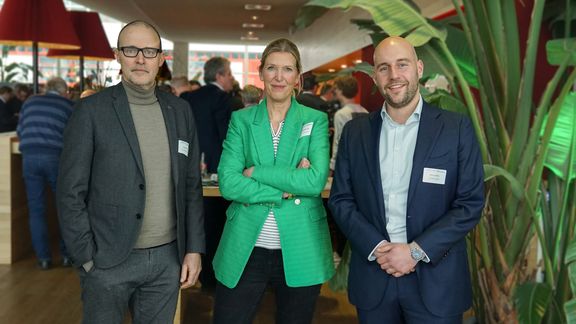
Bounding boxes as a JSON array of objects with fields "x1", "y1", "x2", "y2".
[{"x1": 0, "y1": 0, "x2": 266, "y2": 91}]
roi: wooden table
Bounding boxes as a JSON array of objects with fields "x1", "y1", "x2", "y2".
[{"x1": 202, "y1": 177, "x2": 332, "y2": 199}]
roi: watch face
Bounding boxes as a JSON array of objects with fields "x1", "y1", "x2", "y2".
[{"x1": 411, "y1": 248, "x2": 423, "y2": 261}]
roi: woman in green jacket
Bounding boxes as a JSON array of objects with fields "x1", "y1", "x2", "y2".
[{"x1": 212, "y1": 38, "x2": 334, "y2": 324}]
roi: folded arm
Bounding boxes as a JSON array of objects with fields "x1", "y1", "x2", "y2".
[
  {"x1": 251, "y1": 114, "x2": 330, "y2": 196},
  {"x1": 218, "y1": 113, "x2": 284, "y2": 205}
]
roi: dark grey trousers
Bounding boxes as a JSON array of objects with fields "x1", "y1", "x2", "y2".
[{"x1": 78, "y1": 241, "x2": 181, "y2": 324}]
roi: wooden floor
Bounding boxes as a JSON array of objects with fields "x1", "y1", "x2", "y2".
[{"x1": 0, "y1": 256, "x2": 358, "y2": 324}]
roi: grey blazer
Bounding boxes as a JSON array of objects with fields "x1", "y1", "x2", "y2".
[{"x1": 57, "y1": 83, "x2": 205, "y2": 269}]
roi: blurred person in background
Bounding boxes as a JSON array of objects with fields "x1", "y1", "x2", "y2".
[
  {"x1": 17, "y1": 77, "x2": 73, "y2": 270},
  {"x1": 171, "y1": 75, "x2": 193, "y2": 97},
  {"x1": 0, "y1": 86, "x2": 17, "y2": 132},
  {"x1": 240, "y1": 84, "x2": 263, "y2": 107}
]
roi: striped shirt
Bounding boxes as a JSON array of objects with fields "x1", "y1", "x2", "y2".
[
  {"x1": 17, "y1": 92, "x2": 73, "y2": 156},
  {"x1": 255, "y1": 121, "x2": 284, "y2": 249}
]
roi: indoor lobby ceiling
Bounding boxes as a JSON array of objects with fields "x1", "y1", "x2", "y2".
[{"x1": 71, "y1": 0, "x2": 310, "y2": 45}]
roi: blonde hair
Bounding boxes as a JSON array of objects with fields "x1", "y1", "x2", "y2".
[
  {"x1": 259, "y1": 38, "x2": 303, "y2": 94},
  {"x1": 259, "y1": 38, "x2": 302, "y2": 74}
]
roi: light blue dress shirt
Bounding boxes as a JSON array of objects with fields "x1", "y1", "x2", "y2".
[
  {"x1": 368, "y1": 96, "x2": 429, "y2": 262},
  {"x1": 379, "y1": 97, "x2": 422, "y2": 243}
]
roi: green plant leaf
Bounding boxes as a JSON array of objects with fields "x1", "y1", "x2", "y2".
[
  {"x1": 566, "y1": 300, "x2": 576, "y2": 324},
  {"x1": 542, "y1": 92, "x2": 576, "y2": 181},
  {"x1": 566, "y1": 239, "x2": 576, "y2": 323},
  {"x1": 314, "y1": 61, "x2": 374, "y2": 82},
  {"x1": 328, "y1": 242, "x2": 350, "y2": 291},
  {"x1": 546, "y1": 38, "x2": 576, "y2": 65},
  {"x1": 302, "y1": 0, "x2": 445, "y2": 45},
  {"x1": 294, "y1": 6, "x2": 329, "y2": 30},
  {"x1": 516, "y1": 282, "x2": 553, "y2": 324},
  {"x1": 483, "y1": 164, "x2": 525, "y2": 200},
  {"x1": 422, "y1": 89, "x2": 468, "y2": 115}
]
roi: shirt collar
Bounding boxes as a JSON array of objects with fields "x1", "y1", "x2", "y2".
[
  {"x1": 210, "y1": 81, "x2": 224, "y2": 91},
  {"x1": 380, "y1": 95, "x2": 423, "y2": 126}
]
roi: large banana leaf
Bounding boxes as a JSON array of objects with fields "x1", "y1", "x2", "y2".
[
  {"x1": 546, "y1": 38, "x2": 576, "y2": 65},
  {"x1": 301, "y1": 0, "x2": 445, "y2": 46},
  {"x1": 541, "y1": 92, "x2": 576, "y2": 181},
  {"x1": 516, "y1": 282, "x2": 553, "y2": 324}
]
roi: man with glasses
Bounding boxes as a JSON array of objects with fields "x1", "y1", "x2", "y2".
[{"x1": 57, "y1": 20, "x2": 205, "y2": 323}]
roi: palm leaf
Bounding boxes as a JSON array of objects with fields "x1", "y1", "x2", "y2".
[
  {"x1": 516, "y1": 282, "x2": 553, "y2": 324},
  {"x1": 546, "y1": 38, "x2": 576, "y2": 65},
  {"x1": 483, "y1": 164, "x2": 525, "y2": 200},
  {"x1": 422, "y1": 88, "x2": 468, "y2": 115},
  {"x1": 541, "y1": 92, "x2": 576, "y2": 181},
  {"x1": 301, "y1": 0, "x2": 445, "y2": 45}
]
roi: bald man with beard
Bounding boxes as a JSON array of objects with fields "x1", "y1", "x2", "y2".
[{"x1": 328, "y1": 36, "x2": 484, "y2": 323}]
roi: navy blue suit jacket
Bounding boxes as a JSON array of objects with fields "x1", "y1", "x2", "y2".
[
  {"x1": 328, "y1": 102, "x2": 484, "y2": 316},
  {"x1": 181, "y1": 84, "x2": 233, "y2": 173}
]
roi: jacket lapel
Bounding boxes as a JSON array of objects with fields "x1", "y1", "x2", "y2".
[
  {"x1": 111, "y1": 84, "x2": 144, "y2": 176},
  {"x1": 251, "y1": 100, "x2": 275, "y2": 166},
  {"x1": 274, "y1": 98, "x2": 300, "y2": 167},
  {"x1": 157, "y1": 91, "x2": 179, "y2": 187},
  {"x1": 407, "y1": 103, "x2": 443, "y2": 205},
  {"x1": 366, "y1": 111, "x2": 387, "y2": 231}
]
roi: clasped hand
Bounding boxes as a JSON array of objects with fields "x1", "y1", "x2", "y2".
[{"x1": 374, "y1": 242, "x2": 417, "y2": 278}]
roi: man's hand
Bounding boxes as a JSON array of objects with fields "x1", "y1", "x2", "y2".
[
  {"x1": 243, "y1": 166, "x2": 254, "y2": 178},
  {"x1": 180, "y1": 253, "x2": 202, "y2": 289},
  {"x1": 374, "y1": 242, "x2": 417, "y2": 277}
]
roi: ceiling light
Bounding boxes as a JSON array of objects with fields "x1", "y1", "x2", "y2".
[
  {"x1": 248, "y1": 31, "x2": 254, "y2": 35},
  {"x1": 328, "y1": 68, "x2": 336, "y2": 73},
  {"x1": 341, "y1": 64, "x2": 348, "y2": 69},
  {"x1": 241, "y1": 35, "x2": 260, "y2": 41},
  {"x1": 242, "y1": 23, "x2": 264, "y2": 28},
  {"x1": 252, "y1": 15, "x2": 259, "y2": 20},
  {"x1": 354, "y1": 59, "x2": 362, "y2": 64},
  {"x1": 244, "y1": 4, "x2": 272, "y2": 11}
]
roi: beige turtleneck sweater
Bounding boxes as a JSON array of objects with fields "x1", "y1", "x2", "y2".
[{"x1": 123, "y1": 80, "x2": 176, "y2": 248}]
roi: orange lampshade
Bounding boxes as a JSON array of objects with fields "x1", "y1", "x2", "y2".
[
  {"x1": 47, "y1": 11, "x2": 114, "y2": 61},
  {"x1": 0, "y1": 0, "x2": 80, "y2": 49}
]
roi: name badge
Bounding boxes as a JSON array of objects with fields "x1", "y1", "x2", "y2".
[
  {"x1": 300, "y1": 122, "x2": 314, "y2": 137},
  {"x1": 178, "y1": 140, "x2": 189, "y2": 157},
  {"x1": 422, "y1": 167, "x2": 446, "y2": 185}
]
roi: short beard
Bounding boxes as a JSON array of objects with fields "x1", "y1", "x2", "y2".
[{"x1": 384, "y1": 82, "x2": 418, "y2": 109}]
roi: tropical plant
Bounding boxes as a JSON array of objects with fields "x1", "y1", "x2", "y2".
[
  {"x1": 566, "y1": 238, "x2": 576, "y2": 323},
  {"x1": 296, "y1": 0, "x2": 576, "y2": 323}
]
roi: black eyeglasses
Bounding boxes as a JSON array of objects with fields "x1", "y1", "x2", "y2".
[{"x1": 119, "y1": 46, "x2": 162, "y2": 58}]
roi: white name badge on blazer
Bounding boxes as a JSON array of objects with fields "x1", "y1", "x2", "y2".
[
  {"x1": 300, "y1": 122, "x2": 314, "y2": 137},
  {"x1": 422, "y1": 167, "x2": 446, "y2": 185},
  {"x1": 178, "y1": 140, "x2": 189, "y2": 157}
]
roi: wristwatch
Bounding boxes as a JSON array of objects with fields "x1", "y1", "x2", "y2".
[{"x1": 409, "y1": 242, "x2": 425, "y2": 262}]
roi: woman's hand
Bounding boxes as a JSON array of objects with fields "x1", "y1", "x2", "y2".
[
  {"x1": 298, "y1": 157, "x2": 310, "y2": 169},
  {"x1": 243, "y1": 166, "x2": 254, "y2": 178}
]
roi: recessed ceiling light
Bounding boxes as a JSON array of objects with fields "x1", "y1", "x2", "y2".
[
  {"x1": 241, "y1": 35, "x2": 260, "y2": 41},
  {"x1": 354, "y1": 59, "x2": 362, "y2": 64},
  {"x1": 252, "y1": 15, "x2": 259, "y2": 20},
  {"x1": 244, "y1": 4, "x2": 272, "y2": 11},
  {"x1": 242, "y1": 23, "x2": 264, "y2": 28},
  {"x1": 341, "y1": 64, "x2": 348, "y2": 69},
  {"x1": 248, "y1": 31, "x2": 254, "y2": 35},
  {"x1": 328, "y1": 68, "x2": 336, "y2": 73}
]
